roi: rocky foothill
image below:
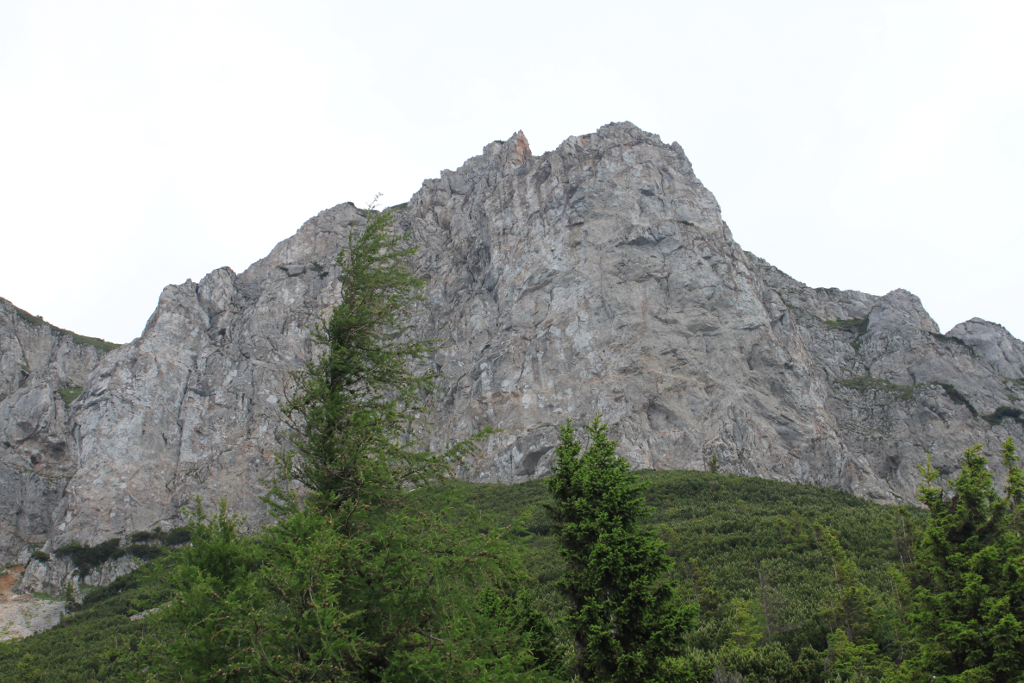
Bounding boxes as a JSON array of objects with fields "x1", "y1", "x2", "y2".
[{"x1": 3, "y1": 122, "x2": 1022, "y2": 593}]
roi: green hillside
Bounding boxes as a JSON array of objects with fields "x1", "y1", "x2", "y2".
[
  {"x1": 0, "y1": 555, "x2": 176, "y2": 682},
  {"x1": 460, "y1": 470, "x2": 921, "y2": 659},
  {"x1": 0, "y1": 471, "x2": 924, "y2": 682}
]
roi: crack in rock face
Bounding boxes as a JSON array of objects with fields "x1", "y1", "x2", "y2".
[{"x1": 2, "y1": 122, "x2": 1023, "y2": 573}]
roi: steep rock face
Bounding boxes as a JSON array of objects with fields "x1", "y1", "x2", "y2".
[
  {"x1": 400, "y1": 124, "x2": 1022, "y2": 502},
  {"x1": 757, "y1": 269, "x2": 1024, "y2": 498},
  {"x1": 404, "y1": 127, "x2": 854, "y2": 489},
  {"x1": 51, "y1": 208, "x2": 358, "y2": 548},
  {"x1": 0, "y1": 299, "x2": 113, "y2": 564},
  {"x1": 8, "y1": 122, "x2": 1024, "y2": 566},
  {"x1": 948, "y1": 318, "x2": 1024, "y2": 379}
]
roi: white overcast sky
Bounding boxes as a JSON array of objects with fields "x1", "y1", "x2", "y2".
[{"x1": 1, "y1": 1, "x2": 1021, "y2": 344}]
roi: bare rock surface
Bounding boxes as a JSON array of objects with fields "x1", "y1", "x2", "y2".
[
  {"x1": 15, "y1": 550, "x2": 141, "y2": 596},
  {"x1": 402, "y1": 125, "x2": 1024, "y2": 500},
  {"x1": 0, "y1": 564, "x2": 66, "y2": 641},
  {"x1": 0, "y1": 595, "x2": 66, "y2": 641},
  {"x1": 54, "y1": 210, "x2": 353, "y2": 549},
  {"x1": 2, "y1": 122, "x2": 1023, "y2": 573},
  {"x1": 0, "y1": 299, "x2": 115, "y2": 564}
]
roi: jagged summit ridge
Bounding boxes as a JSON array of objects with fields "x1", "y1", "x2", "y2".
[{"x1": 2, "y1": 122, "x2": 1023, "y2": 579}]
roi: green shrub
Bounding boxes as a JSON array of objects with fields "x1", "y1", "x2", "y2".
[
  {"x1": 7, "y1": 300, "x2": 119, "y2": 352},
  {"x1": 57, "y1": 386, "x2": 82, "y2": 405},
  {"x1": 122, "y1": 544, "x2": 165, "y2": 561},
  {"x1": 2, "y1": 471, "x2": 931, "y2": 682},
  {"x1": 929, "y1": 331, "x2": 970, "y2": 349},
  {"x1": 0, "y1": 554, "x2": 178, "y2": 682},
  {"x1": 129, "y1": 526, "x2": 190, "y2": 546},
  {"x1": 825, "y1": 317, "x2": 869, "y2": 336},
  {"x1": 30, "y1": 550, "x2": 50, "y2": 563},
  {"x1": 66, "y1": 332, "x2": 119, "y2": 352},
  {"x1": 836, "y1": 376, "x2": 916, "y2": 401},
  {"x1": 54, "y1": 538, "x2": 121, "y2": 577},
  {"x1": 454, "y1": 468, "x2": 924, "y2": 665},
  {"x1": 129, "y1": 530, "x2": 155, "y2": 544},
  {"x1": 158, "y1": 526, "x2": 191, "y2": 546},
  {"x1": 54, "y1": 529, "x2": 187, "y2": 578},
  {"x1": 13, "y1": 306, "x2": 45, "y2": 327},
  {"x1": 981, "y1": 405, "x2": 1024, "y2": 425},
  {"x1": 903, "y1": 440, "x2": 1024, "y2": 679}
]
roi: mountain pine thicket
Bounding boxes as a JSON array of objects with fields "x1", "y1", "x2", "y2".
[{"x1": 2, "y1": 209, "x2": 1022, "y2": 683}]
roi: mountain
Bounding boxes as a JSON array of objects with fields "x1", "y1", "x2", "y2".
[
  {"x1": 3, "y1": 122, "x2": 1022, "y2": 578},
  {"x1": 0, "y1": 300, "x2": 116, "y2": 564}
]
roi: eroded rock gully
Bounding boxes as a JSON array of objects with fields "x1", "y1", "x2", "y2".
[{"x1": 3, "y1": 122, "x2": 1022, "y2": 580}]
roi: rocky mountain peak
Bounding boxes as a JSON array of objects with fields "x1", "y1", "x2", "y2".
[
  {"x1": 948, "y1": 318, "x2": 1024, "y2": 379},
  {"x1": 3, "y1": 123, "x2": 1022, "y2": 582},
  {"x1": 866, "y1": 289, "x2": 940, "y2": 336}
]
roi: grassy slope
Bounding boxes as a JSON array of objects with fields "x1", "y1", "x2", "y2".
[
  {"x1": 460, "y1": 470, "x2": 921, "y2": 656},
  {"x1": 0, "y1": 471, "x2": 921, "y2": 681}
]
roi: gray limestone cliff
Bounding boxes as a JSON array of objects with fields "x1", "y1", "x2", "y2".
[
  {"x1": 5, "y1": 123, "x2": 1024, "y2": 586},
  {"x1": 400, "y1": 125, "x2": 1024, "y2": 499},
  {"x1": 0, "y1": 299, "x2": 116, "y2": 564}
]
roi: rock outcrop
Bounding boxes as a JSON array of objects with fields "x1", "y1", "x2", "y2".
[
  {"x1": 400, "y1": 125, "x2": 1024, "y2": 499},
  {"x1": 55, "y1": 228, "x2": 352, "y2": 550},
  {"x1": 0, "y1": 299, "x2": 116, "y2": 564},
  {"x1": 5, "y1": 123, "x2": 1024, "y2": 579}
]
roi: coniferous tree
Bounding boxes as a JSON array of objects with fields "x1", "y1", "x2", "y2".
[
  {"x1": 546, "y1": 417, "x2": 695, "y2": 682},
  {"x1": 813, "y1": 524, "x2": 892, "y2": 680},
  {"x1": 900, "y1": 438, "x2": 1024, "y2": 682},
  {"x1": 814, "y1": 524, "x2": 875, "y2": 645},
  {"x1": 277, "y1": 206, "x2": 470, "y2": 522},
  {"x1": 134, "y1": 208, "x2": 556, "y2": 683}
]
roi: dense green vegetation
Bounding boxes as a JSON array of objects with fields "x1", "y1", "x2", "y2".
[
  {"x1": 901, "y1": 440, "x2": 1024, "y2": 681},
  {"x1": 0, "y1": 470, "x2": 912, "y2": 682},
  {"x1": 0, "y1": 556, "x2": 177, "y2": 682},
  {"x1": 464, "y1": 470, "x2": 926, "y2": 681},
  {"x1": 3, "y1": 448, "x2": 1023, "y2": 682}
]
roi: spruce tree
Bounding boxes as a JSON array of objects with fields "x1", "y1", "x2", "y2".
[
  {"x1": 814, "y1": 524, "x2": 875, "y2": 645},
  {"x1": 901, "y1": 438, "x2": 1024, "y2": 682},
  {"x1": 546, "y1": 417, "x2": 694, "y2": 682}
]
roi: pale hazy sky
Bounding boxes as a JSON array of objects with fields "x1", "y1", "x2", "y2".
[{"x1": 1, "y1": 1, "x2": 1021, "y2": 344}]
